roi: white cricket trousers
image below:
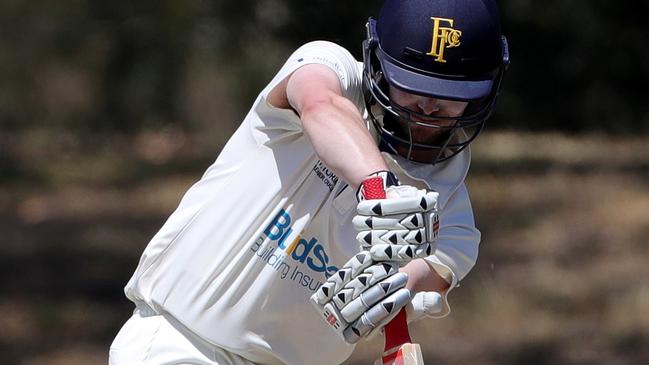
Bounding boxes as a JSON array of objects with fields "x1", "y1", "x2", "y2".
[{"x1": 109, "y1": 307, "x2": 255, "y2": 365}]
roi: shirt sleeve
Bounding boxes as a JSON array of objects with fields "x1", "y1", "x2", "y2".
[
  {"x1": 422, "y1": 182, "x2": 481, "y2": 317},
  {"x1": 263, "y1": 40, "x2": 362, "y2": 101},
  {"x1": 252, "y1": 41, "x2": 364, "y2": 132}
]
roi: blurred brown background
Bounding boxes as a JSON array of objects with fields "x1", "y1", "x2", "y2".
[{"x1": 1, "y1": 1, "x2": 648, "y2": 364}]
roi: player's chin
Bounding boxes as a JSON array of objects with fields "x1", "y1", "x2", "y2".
[
  {"x1": 401, "y1": 118, "x2": 456, "y2": 142},
  {"x1": 409, "y1": 126, "x2": 448, "y2": 145},
  {"x1": 392, "y1": 121, "x2": 433, "y2": 141}
]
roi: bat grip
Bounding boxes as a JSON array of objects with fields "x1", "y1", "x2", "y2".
[
  {"x1": 360, "y1": 175, "x2": 388, "y2": 200},
  {"x1": 383, "y1": 308, "x2": 412, "y2": 352}
]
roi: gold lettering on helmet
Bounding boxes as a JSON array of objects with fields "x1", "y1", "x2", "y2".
[{"x1": 427, "y1": 17, "x2": 462, "y2": 63}]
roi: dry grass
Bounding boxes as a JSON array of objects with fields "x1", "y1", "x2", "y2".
[{"x1": 2, "y1": 132, "x2": 648, "y2": 364}]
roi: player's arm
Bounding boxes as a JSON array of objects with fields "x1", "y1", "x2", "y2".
[
  {"x1": 271, "y1": 66, "x2": 449, "y2": 295},
  {"x1": 268, "y1": 63, "x2": 388, "y2": 188}
]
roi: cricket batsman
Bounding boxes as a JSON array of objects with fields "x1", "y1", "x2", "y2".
[{"x1": 109, "y1": 0, "x2": 509, "y2": 364}]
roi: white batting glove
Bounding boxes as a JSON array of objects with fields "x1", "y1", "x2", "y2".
[
  {"x1": 405, "y1": 291, "x2": 444, "y2": 322},
  {"x1": 354, "y1": 171, "x2": 440, "y2": 263},
  {"x1": 310, "y1": 252, "x2": 413, "y2": 344}
]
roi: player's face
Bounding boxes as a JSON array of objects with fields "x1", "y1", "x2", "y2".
[{"x1": 388, "y1": 86, "x2": 468, "y2": 144}]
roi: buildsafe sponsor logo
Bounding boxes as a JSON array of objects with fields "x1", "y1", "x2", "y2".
[{"x1": 249, "y1": 209, "x2": 339, "y2": 291}]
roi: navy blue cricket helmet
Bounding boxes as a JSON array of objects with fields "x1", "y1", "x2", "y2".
[{"x1": 363, "y1": 0, "x2": 510, "y2": 164}]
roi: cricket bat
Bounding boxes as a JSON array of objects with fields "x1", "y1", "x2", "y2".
[
  {"x1": 373, "y1": 308, "x2": 424, "y2": 365},
  {"x1": 360, "y1": 174, "x2": 424, "y2": 365}
]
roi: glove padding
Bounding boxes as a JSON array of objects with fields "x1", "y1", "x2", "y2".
[
  {"x1": 405, "y1": 291, "x2": 444, "y2": 323},
  {"x1": 310, "y1": 252, "x2": 412, "y2": 344},
  {"x1": 354, "y1": 184, "x2": 440, "y2": 263}
]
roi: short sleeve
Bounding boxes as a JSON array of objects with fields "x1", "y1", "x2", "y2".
[
  {"x1": 246, "y1": 41, "x2": 365, "y2": 144},
  {"x1": 259, "y1": 41, "x2": 364, "y2": 110}
]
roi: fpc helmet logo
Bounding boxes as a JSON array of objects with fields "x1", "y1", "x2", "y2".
[
  {"x1": 263, "y1": 209, "x2": 339, "y2": 277},
  {"x1": 427, "y1": 17, "x2": 462, "y2": 63}
]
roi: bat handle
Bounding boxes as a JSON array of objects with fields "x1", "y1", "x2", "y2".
[
  {"x1": 384, "y1": 308, "x2": 412, "y2": 352},
  {"x1": 361, "y1": 174, "x2": 414, "y2": 360}
]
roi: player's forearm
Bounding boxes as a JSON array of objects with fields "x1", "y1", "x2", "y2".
[
  {"x1": 300, "y1": 96, "x2": 388, "y2": 188},
  {"x1": 400, "y1": 258, "x2": 450, "y2": 294}
]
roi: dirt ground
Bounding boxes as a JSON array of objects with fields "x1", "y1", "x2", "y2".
[{"x1": 2, "y1": 131, "x2": 648, "y2": 364}]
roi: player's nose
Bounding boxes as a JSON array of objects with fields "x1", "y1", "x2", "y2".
[{"x1": 417, "y1": 97, "x2": 440, "y2": 115}]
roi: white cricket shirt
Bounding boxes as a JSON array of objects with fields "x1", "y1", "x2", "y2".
[{"x1": 124, "y1": 41, "x2": 480, "y2": 365}]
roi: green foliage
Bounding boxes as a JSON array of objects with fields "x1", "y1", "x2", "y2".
[{"x1": 0, "y1": 0, "x2": 647, "y2": 134}]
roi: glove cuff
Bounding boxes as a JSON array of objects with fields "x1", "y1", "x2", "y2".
[{"x1": 356, "y1": 170, "x2": 400, "y2": 201}]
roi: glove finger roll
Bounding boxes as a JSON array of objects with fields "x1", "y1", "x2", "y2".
[
  {"x1": 339, "y1": 251, "x2": 373, "y2": 277},
  {"x1": 312, "y1": 251, "x2": 373, "y2": 305},
  {"x1": 352, "y1": 213, "x2": 424, "y2": 230},
  {"x1": 340, "y1": 272, "x2": 408, "y2": 322},
  {"x1": 332, "y1": 262, "x2": 399, "y2": 310},
  {"x1": 344, "y1": 288, "x2": 413, "y2": 342},
  {"x1": 367, "y1": 243, "x2": 435, "y2": 262},
  {"x1": 356, "y1": 228, "x2": 425, "y2": 246},
  {"x1": 357, "y1": 192, "x2": 438, "y2": 216}
]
